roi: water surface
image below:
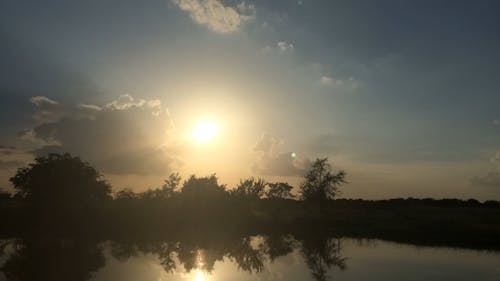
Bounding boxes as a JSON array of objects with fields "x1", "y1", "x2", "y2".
[{"x1": 1, "y1": 236, "x2": 499, "y2": 281}]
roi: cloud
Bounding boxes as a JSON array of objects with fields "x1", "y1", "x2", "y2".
[
  {"x1": 252, "y1": 152, "x2": 310, "y2": 176},
  {"x1": 261, "y1": 41, "x2": 295, "y2": 55},
  {"x1": 318, "y1": 75, "x2": 358, "y2": 88},
  {"x1": 0, "y1": 146, "x2": 32, "y2": 170},
  {"x1": 253, "y1": 133, "x2": 282, "y2": 154},
  {"x1": 471, "y1": 172, "x2": 500, "y2": 188},
  {"x1": 320, "y1": 76, "x2": 334, "y2": 86},
  {"x1": 0, "y1": 160, "x2": 24, "y2": 170},
  {"x1": 472, "y1": 150, "x2": 500, "y2": 189},
  {"x1": 172, "y1": 0, "x2": 255, "y2": 33},
  {"x1": 30, "y1": 96, "x2": 59, "y2": 106},
  {"x1": 277, "y1": 41, "x2": 294, "y2": 53},
  {"x1": 29, "y1": 95, "x2": 101, "y2": 124},
  {"x1": 491, "y1": 151, "x2": 500, "y2": 164},
  {"x1": 252, "y1": 133, "x2": 310, "y2": 176},
  {"x1": 22, "y1": 95, "x2": 182, "y2": 176},
  {"x1": 0, "y1": 145, "x2": 16, "y2": 152}
]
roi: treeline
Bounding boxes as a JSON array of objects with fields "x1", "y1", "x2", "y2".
[
  {"x1": 332, "y1": 198, "x2": 500, "y2": 208},
  {"x1": 1, "y1": 153, "x2": 500, "y2": 251},
  {"x1": 113, "y1": 174, "x2": 295, "y2": 201},
  {"x1": 2, "y1": 153, "x2": 345, "y2": 202}
]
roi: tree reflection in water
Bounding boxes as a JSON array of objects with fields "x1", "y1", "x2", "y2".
[
  {"x1": 0, "y1": 234, "x2": 346, "y2": 281},
  {"x1": 1, "y1": 238, "x2": 105, "y2": 281}
]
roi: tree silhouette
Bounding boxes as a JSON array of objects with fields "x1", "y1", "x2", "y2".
[
  {"x1": 232, "y1": 177, "x2": 266, "y2": 199},
  {"x1": 9, "y1": 153, "x2": 111, "y2": 211},
  {"x1": 115, "y1": 188, "x2": 139, "y2": 200},
  {"x1": 130, "y1": 173, "x2": 182, "y2": 200},
  {"x1": 161, "y1": 172, "x2": 181, "y2": 198},
  {"x1": 180, "y1": 174, "x2": 228, "y2": 205},
  {"x1": 299, "y1": 158, "x2": 346, "y2": 202},
  {"x1": 266, "y1": 182, "x2": 294, "y2": 199},
  {"x1": 301, "y1": 236, "x2": 346, "y2": 281},
  {"x1": 228, "y1": 237, "x2": 266, "y2": 273},
  {"x1": 264, "y1": 234, "x2": 296, "y2": 261}
]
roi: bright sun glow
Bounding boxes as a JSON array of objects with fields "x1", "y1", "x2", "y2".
[
  {"x1": 194, "y1": 270, "x2": 205, "y2": 281},
  {"x1": 191, "y1": 120, "x2": 218, "y2": 144}
]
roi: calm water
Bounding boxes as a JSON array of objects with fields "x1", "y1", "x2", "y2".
[{"x1": 1, "y1": 235, "x2": 499, "y2": 281}]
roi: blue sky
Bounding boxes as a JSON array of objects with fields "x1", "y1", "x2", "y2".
[{"x1": 1, "y1": 0, "x2": 500, "y2": 199}]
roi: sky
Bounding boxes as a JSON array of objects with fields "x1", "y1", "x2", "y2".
[{"x1": 1, "y1": 0, "x2": 500, "y2": 200}]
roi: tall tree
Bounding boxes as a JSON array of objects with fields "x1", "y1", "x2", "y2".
[
  {"x1": 10, "y1": 153, "x2": 112, "y2": 209},
  {"x1": 161, "y1": 172, "x2": 181, "y2": 198},
  {"x1": 299, "y1": 158, "x2": 346, "y2": 202},
  {"x1": 266, "y1": 182, "x2": 294, "y2": 199}
]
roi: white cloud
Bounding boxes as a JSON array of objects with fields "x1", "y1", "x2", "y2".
[
  {"x1": 277, "y1": 41, "x2": 294, "y2": 53},
  {"x1": 29, "y1": 95, "x2": 101, "y2": 124},
  {"x1": 30, "y1": 96, "x2": 58, "y2": 106},
  {"x1": 261, "y1": 41, "x2": 294, "y2": 55},
  {"x1": 320, "y1": 76, "x2": 334, "y2": 85},
  {"x1": 253, "y1": 133, "x2": 282, "y2": 154},
  {"x1": 320, "y1": 75, "x2": 346, "y2": 86},
  {"x1": 172, "y1": 0, "x2": 255, "y2": 33},
  {"x1": 252, "y1": 133, "x2": 310, "y2": 176}
]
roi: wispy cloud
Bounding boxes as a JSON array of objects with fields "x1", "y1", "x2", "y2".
[
  {"x1": 0, "y1": 146, "x2": 32, "y2": 170},
  {"x1": 172, "y1": 0, "x2": 255, "y2": 33},
  {"x1": 262, "y1": 41, "x2": 294, "y2": 55}
]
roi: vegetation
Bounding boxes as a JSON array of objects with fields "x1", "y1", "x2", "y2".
[
  {"x1": 266, "y1": 182, "x2": 294, "y2": 199},
  {"x1": 299, "y1": 158, "x2": 346, "y2": 202},
  {"x1": 0, "y1": 153, "x2": 500, "y2": 253},
  {"x1": 9, "y1": 153, "x2": 112, "y2": 207}
]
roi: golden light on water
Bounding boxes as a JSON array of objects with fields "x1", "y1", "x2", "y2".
[{"x1": 191, "y1": 120, "x2": 218, "y2": 144}]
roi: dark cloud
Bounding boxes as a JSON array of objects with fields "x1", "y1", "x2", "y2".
[{"x1": 24, "y1": 95, "x2": 182, "y2": 176}]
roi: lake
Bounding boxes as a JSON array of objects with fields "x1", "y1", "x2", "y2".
[{"x1": 1, "y1": 234, "x2": 499, "y2": 281}]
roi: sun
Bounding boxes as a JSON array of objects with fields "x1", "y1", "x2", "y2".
[{"x1": 191, "y1": 120, "x2": 218, "y2": 144}]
